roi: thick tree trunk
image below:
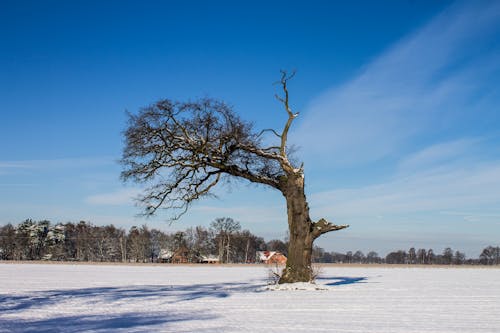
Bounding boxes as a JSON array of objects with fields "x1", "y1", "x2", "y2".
[{"x1": 279, "y1": 173, "x2": 315, "y2": 283}]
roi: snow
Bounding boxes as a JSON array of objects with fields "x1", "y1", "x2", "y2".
[
  {"x1": 1, "y1": 263, "x2": 499, "y2": 332},
  {"x1": 265, "y1": 282, "x2": 330, "y2": 291}
]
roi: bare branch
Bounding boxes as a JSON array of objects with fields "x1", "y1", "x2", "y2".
[
  {"x1": 121, "y1": 98, "x2": 285, "y2": 221},
  {"x1": 274, "y1": 70, "x2": 299, "y2": 173},
  {"x1": 257, "y1": 128, "x2": 282, "y2": 139},
  {"x1": 311, "y1": 218, "x2": 349, "y2": 239}
]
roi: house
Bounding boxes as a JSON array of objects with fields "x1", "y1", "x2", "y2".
[
  {"x1": 171, "y1": 246, "x2": 192, "y2": 263},
  {"x1": 256, "y1": 251, "x2": 287, "y2": 264},
  {"x1": 158, "y1": 249, "x2": 174, "y2": 263},
  {"x1": 200, "y1": 255, "x2": 220, "y2": 264},
  {"x1": 158, "y1": 246, "x2": 196, "y2": 263}
]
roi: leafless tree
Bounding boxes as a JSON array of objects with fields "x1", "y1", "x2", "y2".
[
  {"x1": 353, "y1": 250, "x2": 366, "y2": 263},
  {"x1": 366, "y1": 251, "x2": 381, "y2": 264},
  {"x1": 453, "y1": 250, "x2": 466, "y2": 265},
  {"x1": 0, "y1": 224, "x2": 16, "y2": 260},
  {"x1": 408, "y1": 247, "x2": 416, "y2": 264},
  {"x1": 427, "y1": 249, "x2": 435, "y2": 264},
  {"x1": 121, "y1": 71, "x2": 348, "y2": 283},
  {"x1": 416, "y1": 248, "x2": 427, "y2": 264},
  {"x1": 127, "y1": 225, "x2": 152, "y2": 263},
  {"x1": 442, "y1": 247, "x2": 454, "y2": 265},
  {"x1": 210, "y1": 217, "x2": 241, "y2": 263}
]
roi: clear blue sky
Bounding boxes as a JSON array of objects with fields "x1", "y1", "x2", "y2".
[{"x1": 1, "y1": 0, "x2": 499, "y2": 256}]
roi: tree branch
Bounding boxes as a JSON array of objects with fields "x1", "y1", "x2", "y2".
[
  {"x1": 311, "y1": 218, "x2": 349, "y2": 239},
  {"x1": 257, "y1": 128, "x2": 282, "y2": 139},
  {"x1": 209, "y1": 161, "x2": 280, "y2": 189},
  {"x1": 121, "y1": 98, "x2": 289, "y2": 220},
  {"x1": 275, "y1": 70, "x2": 299, "y2": 174}
]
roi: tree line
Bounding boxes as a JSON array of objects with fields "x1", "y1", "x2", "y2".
[
  {"x1": 312, "y1": 246, "x2": 500, "y2": 265},
  {"x1": 0, "y1": 218, "x2": 285, "y2": 263},
  {"x1": 0, "y1": 218, "x2": 498, "y2": 265}
]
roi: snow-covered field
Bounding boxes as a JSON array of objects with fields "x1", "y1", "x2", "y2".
[{"x1": 1, "y1": 263, "x2": 499, "y2": 332}]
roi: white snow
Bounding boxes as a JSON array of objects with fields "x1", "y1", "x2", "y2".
[
  {"x1": 1, "y1": 263, "x2": 499, "y2": 332},
  {"x1": 265, "y1": 282, "x2": 331, "y2": 291}
]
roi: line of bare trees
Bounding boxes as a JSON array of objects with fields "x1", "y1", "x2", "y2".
[
  {"x1": 312, "y1": 246, "x2": 500, "y2": 265},
  {"x1": 0, "y1": 218, "x2": 286, "y2": 263},
  {"x1": 1, "y1": 219, "x2": 497, "y2": 265}
]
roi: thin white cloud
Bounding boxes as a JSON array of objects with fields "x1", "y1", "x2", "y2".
[
  {"x1": 397, "y1": 138, "x2": 480, "y2": 172},
  {"x1": 85, "y1": 188, "x2": 141, "y2": 206},
  {"x1": 311, "y1": 159, "x2": 500, "y2": 220},
  {"x1": 293, "y1": 1, "x2": 500, "y2": 167},
  {"x1": 0, "y1": 162, "x2": 34, "y2": 169},
  {"x1": 0, "y1": 156, "x2": 115, "y2": 172}
]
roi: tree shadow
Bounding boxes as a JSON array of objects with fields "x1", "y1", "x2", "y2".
[
  {"x1": 0, "y1": 281, "x2": 262, "y2": 313},
  {"x1": 0, "y1": 281, "x2": 265, "y2": 332},
  {"x1": 0, "y1": 311, "x2": 213, "y2": 333},
  {"x1": 317, "y1": 276, "x2": 368, "y2": 286}
]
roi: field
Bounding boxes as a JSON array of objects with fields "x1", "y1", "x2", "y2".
[{"x1": 1, "y1": 263, "x2": 499, "y2": 332}]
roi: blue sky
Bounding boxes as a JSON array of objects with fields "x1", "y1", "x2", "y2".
[{"x1": 1, "y1": 0, "x2": 499, "y2": 256}]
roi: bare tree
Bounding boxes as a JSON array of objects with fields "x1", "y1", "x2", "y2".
[
  {"x1": 385, "y1": 250, "x2": 407, "y2": 264},
  {"x1": 427, "y1": 249, "x2": 435, "y2": 264},
  {"x1": 121, "y1": 71, "x2": 348, "y2": 283},
  {"x1": 185, "y1": 226, "x2": 214, "y2": 258},
  {"x1": 0, "y1": 224, "x2": 16, "y2": 260},
  {"x1": 266, "y1": 239, "x2": 288, "y2": 256},
  {"x1": 416, "y1": 248, "x2": 427, "y2": 264},
  {"x1": 442, "y1": 247, "x2": 454, "y2": 265},
  {"x1": 127, "y1": 225, "x2": 152, "y2": 263},
  {"x1": 453, "y1": 250, "x2": 466, "y2": 265},
  {"x1": 408, "y1": 247, "x2": 416, "y2": 264},
  {"x1": 210, "y1": 217, "x2": 241, "y2": 263},
  {"x1": 366, "y1": 251, "x2": 381, "y2": 264},
  {"x1": 479, "y1": 246, "x2": 500, "y2": 265},
  {"x1": 353, "y1": 250, "x2": 366, "y2": 264}
]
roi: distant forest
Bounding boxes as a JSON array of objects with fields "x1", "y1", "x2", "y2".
[{"x1": 0, "y1": 219, "x2": 499, "y2": 265}]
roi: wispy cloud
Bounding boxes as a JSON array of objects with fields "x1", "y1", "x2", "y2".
[
  {"x1": 310, "y1": 136, "x2": 500, "y2": 223},
  {"x1": 311, "y1": 158, "x2": 500, "y2": 221},
  {"x1": 0, "y1": 162, "x2": 34, "y2": 169},
  {"x1": 397, "y1": 138, "x2": 480, "y2": 173},
  {"x1": 294, "y1": 1, "x2": 500, "y2": 167},
  {"x1": 291, "y1": 0, "x2": 500, "y2": 250},
  {"x1": 85, "y1": 188, "x2": 141, "y2": 206},
  {"x1": 0, "y1": 183, "x2": 36, "y2": 187},
  {"x1": 0, "y1": 156, "x2": 115, "y2": 173}
]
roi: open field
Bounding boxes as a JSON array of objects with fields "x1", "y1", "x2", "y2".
[{"x1": 1, "y1": 263, "x2": 499, "y2": 332}]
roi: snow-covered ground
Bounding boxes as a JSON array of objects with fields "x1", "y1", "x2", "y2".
[{"x1": 1, "y1": 263, "x2": 499, "y2": 332}]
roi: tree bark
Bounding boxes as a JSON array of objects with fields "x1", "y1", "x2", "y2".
[
  {"x1": 279, "y1": 173, "x2": 314, "y2": 283},
  {"x1": 278, "y1": 172, "x2": 349, "y2": 283}
]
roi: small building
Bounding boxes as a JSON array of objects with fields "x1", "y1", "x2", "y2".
[
  {"x1": 158, "y1": 249, "x2": 174, "y2": 263},
  {"x1": 200, "y1": 255, "x2": 220, "y2": 264},
  {"x1": 171, "y1": 246, "x2": 191, "y2": 263},
  {"x1": 256, "y1": 251, "x2": 287, "y2": 264},
  {"x1": 158, "y1": 247, "x2": 195, "y2": 263}
]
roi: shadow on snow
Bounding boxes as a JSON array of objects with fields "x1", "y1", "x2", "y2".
[
  {"x1": 0, "y1": 281, "x2": 262, "y2": 332},
  {"x1": 0, "y1": 311, "x2": 212, "y2": 333},
  {"x1": 0, "y1": 276, "x2": 368, "y2": 331},
  {"x1": 316, "y1": 276, "x2": 368, "y2": 286},
  {"x1": 0, "y1": 281, "x2": 262, "y2": 312}
]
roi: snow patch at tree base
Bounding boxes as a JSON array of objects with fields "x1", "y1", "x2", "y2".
[{"x1": 265, "y1": 282, "x2": 331, "y2": 291}]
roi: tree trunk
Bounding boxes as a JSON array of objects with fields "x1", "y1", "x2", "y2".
[
  {"x1": 244, "y1": 238, "x2": 250, "y2": 264},
  {"x1": 279, "y1": 173, "x2": 314, "y2": 283},
  {"x1": 226, "y1": 235, "x2": 231, "y2": 264},
  {"x1": 218, "y1": 237, "x2": 225, "y2": 263}
]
